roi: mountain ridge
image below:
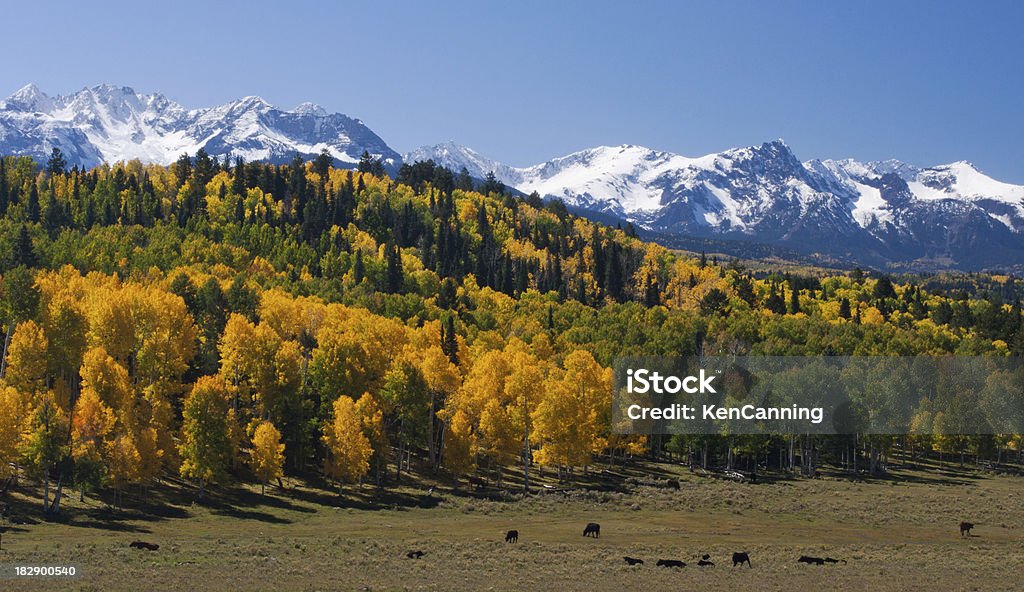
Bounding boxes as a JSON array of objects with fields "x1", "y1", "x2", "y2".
[
  {"x1": 4, "y1": 83, "x2": 1024, "y2": 270},
  {"x1": 0, "y1": 83, "x2": 400, "y2": 169},
  {"x1": 405, "y1": 140, "x2": 1024, "y2": 269}
]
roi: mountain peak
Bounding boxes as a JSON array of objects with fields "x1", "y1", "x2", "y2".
[
  {"x1": 231, "y1": 95, "x2": 274, "y2": 111},
  {"x1": 293, "y1": 102, "x2": 326, "y2": 116},
  {"x1": 0, "y1": 83, "x2": 399, "y2": 169},
  {"x1": 5, "y1": 83, "x2": 53, "y2": 112}
]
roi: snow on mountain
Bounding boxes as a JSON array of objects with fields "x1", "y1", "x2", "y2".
[
  {"x1": 0, "y1": 84, "x2": 400, "y2": 168},
  {"x1": 5, "y1": 83, "x2": 1024, "y2": 268},
  {"x1": 404, "y1": 141, "x2": 524, "y2": 185},
  {"x1": 407, "y1": 140, "x2": 1024, "y2": 268}
]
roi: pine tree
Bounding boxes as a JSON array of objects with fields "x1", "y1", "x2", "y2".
[
  {"x1": 46, "y1": 147, "x2": 67, "y2": 176},
  {"x1": 232, "y1": 156, "x2": 246, "y2": 195},
  {"x1": 27, "y1": 184, "x2": 40, "y2": 223},
  {"x1": 441, "y1": 315, "x2": 458, "y2": 365},
  {"x1": 13, "y1": 225, "x2": 37, "y2": 268},
  {"x1": 0, "y1": 157, "x2": 7, "y2": 217},
  {"x1": 385, "y1": 243, "x2": 403, "y2": 294},
  {"x1": 456, "y1": 167, "x2": 474, "y2": 191},
  {"x1": 353, "y1": 249, "x2": 365, "y2": 284}
]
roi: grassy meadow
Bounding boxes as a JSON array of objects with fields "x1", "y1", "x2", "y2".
[{"x1": 2, "y1": 460, "x2": 1022, "y2": 591}]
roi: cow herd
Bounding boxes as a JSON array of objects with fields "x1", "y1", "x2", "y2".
[
  {"x1": 121, "y1": 518, "x2": 978, "y2": 568},
  {"x1": 490, "y1": 523, "x2": 858, "y2": 569}
]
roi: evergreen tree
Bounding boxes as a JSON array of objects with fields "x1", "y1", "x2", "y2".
[
  {"x1": 441, "y1": 315, "x2": 458, "y2": 365},
  {"x1": 46, "y1": 147, "x2": 67, "y2": 176},
  {"x1": 313, "y1": 148, "x2": 333, "y2": 182},
  {"x1": 231, "y1": 156, "x2": 246, "y2": 196},
  {"x1": 12, "y1": 225, "x2": 37, "y2": 268},
  {"x1": 385, "y1": 243, "x2": 403, "y2": 294},
  {"x1": 456, "y1": 167, "x2": 474, "y2": 192},
  {"x1": 353, "y1": 249, "x2": 365, "y2": 284},
  {"x1": 27, "y1": 184, "x2": 40, "y2": 223},
  {"x1": 0, "y1": 157, "x2": 7, "y2": 217},
  {"x1": 839, "y1": 297, "x2": 852, "y2": 320},
  {"x1": 480, "y1": 171, "x2": 504, "y2": 195}
]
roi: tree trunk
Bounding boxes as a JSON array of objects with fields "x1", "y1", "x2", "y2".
[
  {"x1": 0, "y1": 322, "x2": 12, "y2": 378},
  {"x1": 50, "y1": 478, "x2": 63, "y2": 514}
]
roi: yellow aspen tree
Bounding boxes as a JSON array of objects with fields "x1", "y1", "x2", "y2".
[
  {"x1": 418, "y1": 344, "x2": 461, "y2": 469},
  {"x1": 178, "y1": 376, "x2": 231, "y2": 495},
  {"x1": 4, "y1": 319, "x2": 49, "y2": 396},
  {"x1": 20, "y1": 392, "x2": 69, "y2": 512},
  {"x1": 355, "y1": 392, "x2": 386, "y2": 485},
  {"x1": 504, "y1": 352, "x2": 546, "y2": 489},
  {"x1": 105, "y1": 433, "x2": 142, "y2": 508},
  {"x1": 41, "y1": 290, "x2": 88, "y2": 385},
  {"x1": 249, "y1": 421, "x2": 285, "y2": 495},
  {"x1": 322, "y1": 395, "x2": 372, "y2": 493},
  {"x1": 442, "y1": 409, "x2": 476, "y2": 477},
  {"x1": 71, "y1": 389, "x2": 115, "y2": 462},
  {"x1": 132, "y1": 286, "x2": 196, "y2": 393},
  {"x1": 80, "y1": 347, "x2": 133, "y2": 414},
  {"x1": 0, "y1": 386, "x2": 26, "y2": 479},
  {"x1": 133, "y1": 427, "x2": 164, "y2": 485}
]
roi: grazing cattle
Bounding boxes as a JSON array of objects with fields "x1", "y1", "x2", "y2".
[
  {"x1": 468, "y1": 476, "x2": 487, "y2": 490},
  {"x1": 623, "y1": 556, "x2": 644, "y2": 566},
  {"x1": 959, "y1": 522, "x2": 974, "y2": 536},
  {"x1": 129, "y1": 541, "x2": 159, "y2": 551},
  {"x1": 656, "y1": 559, "x2": 686, "y2": 568},
  {"x1": 666, "y1": 479, "x2": 681, "y2": 490},
  {"x1": 732, "y1": 552, "x2": 752, "y2": 568},
  {"x1": 697, "y1": 559, "x2": 714, "y2": 567},
  {"x1": 406, "y1": 550, "x2": 425, "y2": 559},
  {"x1": 583, "y1": 522, "x2": 601, "y2": 538},
  {"x1": 798, "y1": 555, "x2": 825, "y2": 565},
  {"x1": 823, "y1": 557, "x2": 847, "y2": 564},
  {"x1": 505, "y1": 530, "x2": 518, "y2": 543}
]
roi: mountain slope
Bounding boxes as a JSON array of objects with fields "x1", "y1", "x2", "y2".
[
  {"x1": 406, "y1": 141, "x2": 1024, "y2": 269},
  {"x1": 0, "y1": 84, "x2": 400, "y2": 168}
]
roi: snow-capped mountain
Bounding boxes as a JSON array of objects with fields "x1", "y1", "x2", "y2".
[
  {"x1": 4, "y1": 83, "x2": 1024, "y2": 269},
  {"x1": 0, "y1": 84, "x2": 400, "y2": 168},
  {"x1": 407, "y1": 141, "x2": 1024, "y2": 269}
]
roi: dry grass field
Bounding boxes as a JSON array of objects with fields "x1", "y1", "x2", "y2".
[{"x1": 2, "y1": 461, "x2": 1023, "y2": 591}]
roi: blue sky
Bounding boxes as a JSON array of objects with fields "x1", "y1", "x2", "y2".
[{"x1": 3, "y1": 1, "x2": 1023, "y2": 181}]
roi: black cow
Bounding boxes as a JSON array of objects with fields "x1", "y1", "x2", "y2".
[
  {"x1": 505, "y1": 530, "x2": 518, "y2": 543},
  {"x1": 469, "y1": 476, "x2": 487, "y2": 490},
  {"x1": 697, "y1": 559, "x2": 714, "y2": 567},
  {"x1": 824, "y1": 557, "x2": 847, "y2": 564},
  {"x1": 960, "y1": 521, "x2": 974, "y2": 536},
  {"x1": 129, "y1": 541, "x2": 159, "y2": 551},
  {"x1": 623, "y1": 556, "x2": 644, "y2": 566},
  {"x1": 656, "y1": 559, "x2": 686, "y2": 568},
  {"x1": 732, "y1": 552, "x2": 751, "y2": 568},
  {"x1": 666, "y1": 479, "x2": 681, "y2": 490},
  {"x1": 583, "y1": 522, "x2": 601, "y2": 538},
  {"x1": 406, "y1": 550, "x2": 425, "y2": 559},
  {"x1": 798, "y1": 555, "x2": 825, "y2": 565}
]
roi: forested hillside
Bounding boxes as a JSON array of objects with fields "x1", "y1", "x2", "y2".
[{"x1": 1, "y1": 148, "x2": 1023, "y2": 512}]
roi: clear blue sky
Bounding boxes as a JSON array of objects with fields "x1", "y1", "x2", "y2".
[{"x1": 3, "y1": 1, "x2": 1023, "y2": 181}]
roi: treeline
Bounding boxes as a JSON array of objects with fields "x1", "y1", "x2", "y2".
[{"x1": 1, "y1": 149, "x2": 1024, "y2": 512}]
